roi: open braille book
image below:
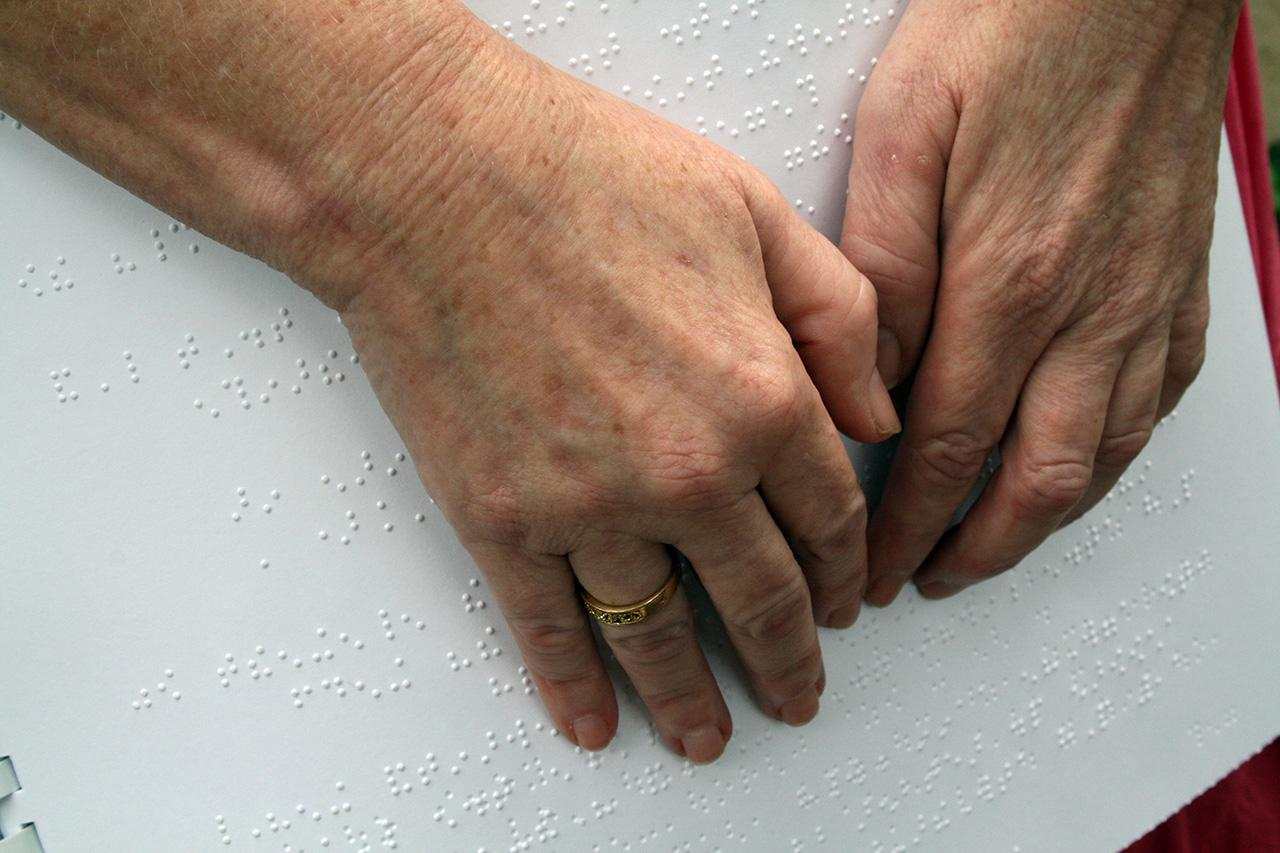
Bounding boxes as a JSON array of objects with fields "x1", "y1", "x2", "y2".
[{"x1": 3, "y1": 1, "x2": 1280, "y2": 850}]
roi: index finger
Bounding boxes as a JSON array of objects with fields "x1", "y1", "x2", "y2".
[{"x1": 864, "y1": 301, "x2": 1042, "y2": 606}]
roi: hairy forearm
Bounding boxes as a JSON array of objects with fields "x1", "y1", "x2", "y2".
[{"x1": 0, "y1": 0, "x2": 520, "y2": 305}]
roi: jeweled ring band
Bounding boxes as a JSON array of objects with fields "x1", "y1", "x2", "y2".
[{"x1": 581, "y1": 569, "x2": 680, "y2": 627}]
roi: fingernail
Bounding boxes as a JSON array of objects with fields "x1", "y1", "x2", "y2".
[
  {"x1": 778, "y1": 688, "x2": 820, "y2": 726},
  {"x1": 681, "y1": 725, "x2": 727, "y2": 764},
  {"x1": 864, "y1": 575, "x2": 902, "y2": 608},
  {"x1": 876, "y1": 326, "x2": 902, "y2": 389},
  {"x1": 866, "y1": 369, "x2": 902, "y2": 439},
  {"x1": 917, "y1": 580, "x2": 959, "y2": 600},
  {"x1": 571, "y1": 714, "x2": 611, "y2": 751},
  {"x1": 825, "y1": 600, "x2": 861, "y2": 628}
]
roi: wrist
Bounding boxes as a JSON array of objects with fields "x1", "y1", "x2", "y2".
[
  {"x1": 0, "y1": 0, "x2": 532, "y2": 312},
  {"x1": 282, "y1": 25, "x2": 593, "y2": 316},
  {"x1": 238, "y1": 5, "x2": 534, "y2": 310}
]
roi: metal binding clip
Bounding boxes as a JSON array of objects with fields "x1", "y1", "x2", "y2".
[{"x1": 0, "y1": 757, "x2": 44, "y2": 853}]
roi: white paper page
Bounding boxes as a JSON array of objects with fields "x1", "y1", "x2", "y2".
[{"x1": 3, "y1": 2, "x2": 1280, "y2": 851}]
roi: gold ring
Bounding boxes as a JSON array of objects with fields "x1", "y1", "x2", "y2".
[{"x1": 581, "y1": 569, "x2": 680, "y2": 627}]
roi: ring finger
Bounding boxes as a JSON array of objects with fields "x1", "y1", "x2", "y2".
[{"x1": 570, "y1": 534, "x2": 732, "y2": 763}]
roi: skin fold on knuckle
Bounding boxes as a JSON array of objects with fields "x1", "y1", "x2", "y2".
[
  {"x1": 640, "y1": 680, "x2": 716, "y2": 727},
  {"x1": 609, "y1": 617, "x2": 696, "y2": 671},
  {"x1": 456, "y1": 482, "x2": 534, "y2": 547},
  {"x1": 727, "y1": 573, "x2": 813, "y2": 646},
  {"x1": 1167, "y1": 340, "x2": 1208, "y2": 392},
  {"x1": 633, "y1": 444, "x2": 738, "y2": 516},
  {"x1": 785, "y1": 267, "x2": 878, "y2": 351},
  {"x1": 795, "y1": 491, "x2": 868, "y2": 568},
  {"x1": 1010, "y1": 456, "x2": 1093, "y2": 517},
  {"x1": 505, "y1": 613, "x2": 591, "y2": 684},
  {"x1": 757, "y1": 645, "x2": 823, "y2": 703},
  {"x1": 1093, "y1": 427, "x2": 1154, "y2": 471},
  {"x1": 724, "y1": 355, "x2": 806, "y2": 445},
  {"x1": 1005, "y1": 234, "x2": 1079, "y2": 323},
  {"x1": 906, "y1": 430, "x2": 993, "y2": 487},
  {"x1": 809, "y1": 577, "x2": 864, "y2": 630}
]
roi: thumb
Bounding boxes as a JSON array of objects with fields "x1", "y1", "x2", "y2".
[
  {"x1": 839, "y1": 68, "x2": 957, "y2": 389},
  {"x1": 745, "y1": 175, "x2": 900, "y2": 443}
]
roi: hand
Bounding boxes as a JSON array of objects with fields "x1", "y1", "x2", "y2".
[
  {"x1": 303, "y1": 29, "x2": 900, "y2": 761},
  {"x1": 840, "y1": 0, "x2": 1239, "y2": 604},
  {"x1": 0, "y1": 0, "x2": 899, "y2": 763}
]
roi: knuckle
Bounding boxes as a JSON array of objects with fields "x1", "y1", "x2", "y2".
[
  {"x1": 635, "y1": 438, "x2": 737, "y2": 512},
  {"x1": 759, "y1": 645, "x2": 823, "y2": 696},
  {"x1": 1011, "y1": 456, "x2": 1092, "y2": 516},
  {"x1": 795, "y1": 490, "x2": 868, "y2": 567},
  {"x1": 813, "y1": 569, "x2": 865, "y2": 605},
  {"x1": 728, "y1": 574, "x2": 813, "y2": 644},
  {"x1": 506, "y1": 612, "x2": 588, "y2": 681},
  {"x1": 1168, "y1": 341, "x2": 1207, "y2": 391},
  {"x1": 610, "y1": 617, "x2": 695, "y2": 669},
  {"x1": 854, "y1": 63, "x2": 951, "y2": 133},
  {"x1": 1094, "y1": 427, "x2": 1153, "y2": 470},
  {"x1": 455, "y1": 481, "x2": 532, "y2": 545},
  {"x1": 908, "y1": 430, "x2": 993, "y2": 486},
  {"x1": 835, "y1": 275, "x2": 881, "y2": 344},
  {"x1": 791, "y1": 270, "x2": 880, "y2": 346},
  {"x1": 1182, "y1": 296, "x2": 1212, "y2": 343},
  {"x1": 842, "y1": 229, "x2": 936, "y2": 308},
  {"x1": 727, "y1": 356, "x2": 804, "y2": 436},
  {"x1": 1000, "y1": 230, "x2": 1076, "y2": 322},
  {"x1": 960, "y1": 555, "x2": 1022, "y2": 586},
  {"x1": 637, "y1": 676, "x2": 711, "y2": 722}
]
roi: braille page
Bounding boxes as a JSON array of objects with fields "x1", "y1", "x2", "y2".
[{"x1": 3, "y1": 2, "x2": 1280, "y2": 851}]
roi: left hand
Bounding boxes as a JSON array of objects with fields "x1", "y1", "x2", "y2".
[{"x1": 841, "y1": 0, "x2": 1241, "y2": 604}]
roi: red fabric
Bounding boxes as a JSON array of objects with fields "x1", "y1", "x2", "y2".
[
  {"x1": 1224, "y1": 4, "x2": 1280, "y2": 376},
  {"x1": 1126, "y1": 5, "x2": 1280, "y2": 852}
]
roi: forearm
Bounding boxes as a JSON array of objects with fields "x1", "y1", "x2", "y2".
[{"x1": 0, "y1": 0, "x2": 518, "y2": 306}]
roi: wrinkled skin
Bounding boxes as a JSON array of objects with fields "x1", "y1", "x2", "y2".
[
  {"x1": 0, "y1": 0, "x2": 1240, "y2": 766},
  {"x1": 310, "y1": 37, "x2": 901, "y2": 763},
  {"x1": 841, "y1": 0, "x2": 1239, "y2": 605}
]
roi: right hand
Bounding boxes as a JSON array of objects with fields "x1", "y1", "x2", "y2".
[{"x1": 284, "y1": 20, "x2": 899, "y2": 763}]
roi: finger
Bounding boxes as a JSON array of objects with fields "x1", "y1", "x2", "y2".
[
  {"x1": 1061, "y1": 330, "x2": 1168, "y2": 526},
  {"x1": 758, "y1": 392, "x2": 869, "y2": 628},
  {"x1": 914, "y1": 333, "x2": 1121, "y2": 598},
  {"x1": 744, "y1": 176, "x2": 900, "y2": 443},
  {"x1": 467, "y1": 540, "x2": 618, "y2": 751},
  {"x1": 1157, "y1": 273, "x2": 1210, "y2": 420},
  {"x1": 570, "y1": 536, "x2": 731, "y2": 764},
  {"x1": 676, "y1": 492, "x2": 825, "y2": 726},
  {"x1": 840, "y1": 62, "x2": 959, "y2": 389},
  {"x1": 864, "y1": 297, "x2": 1047, "y2": 607}
]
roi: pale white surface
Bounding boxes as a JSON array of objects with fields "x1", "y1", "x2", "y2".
[{"x1": 3, "y1": 1, "x2": 1280, "y2": 851}]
